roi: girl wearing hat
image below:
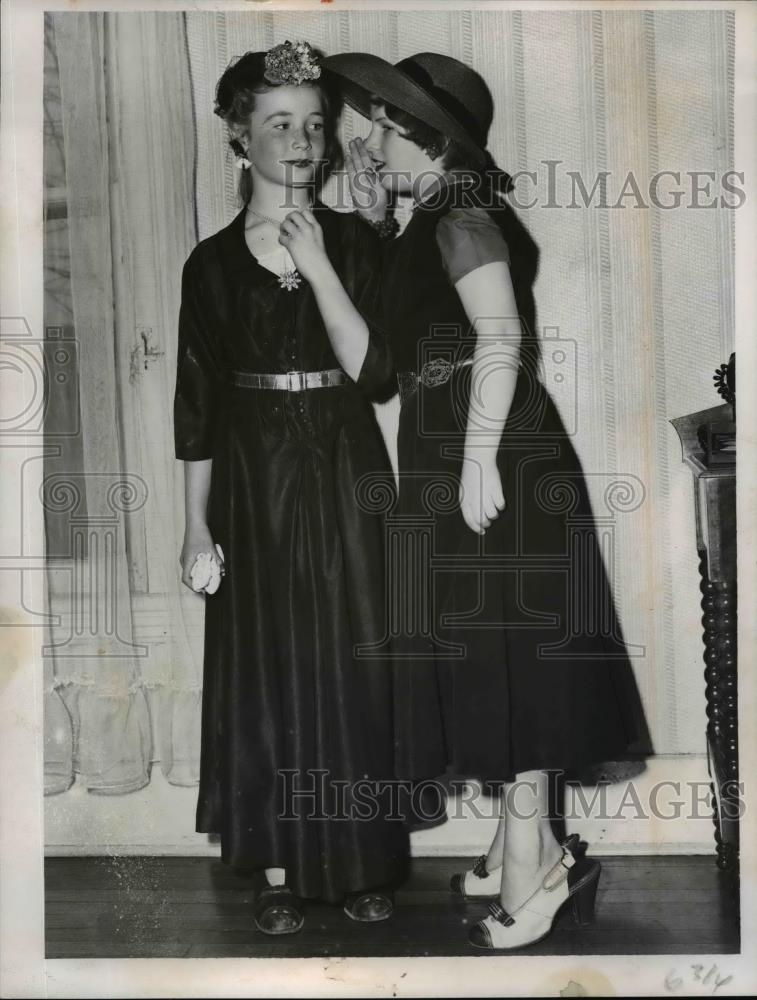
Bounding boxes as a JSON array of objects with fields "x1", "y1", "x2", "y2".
[
  {"x1": 174, "y1": 42, "x2": 408, "y2": 936},
  {"x1": 323, "y1": 51, "x2": 651, "y2": 950}
]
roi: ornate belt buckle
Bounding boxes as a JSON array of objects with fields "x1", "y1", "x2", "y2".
[
  {"x1": 421, "y1": 358, "x2": 453, "y2": 388},
  {"x1": 397, "y1": 371, "x2": 419, "y2": 405}
]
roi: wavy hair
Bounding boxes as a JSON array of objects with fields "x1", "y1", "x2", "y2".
[{"x1": 214, "y1": 50, "x2": 343, "y2": 204}]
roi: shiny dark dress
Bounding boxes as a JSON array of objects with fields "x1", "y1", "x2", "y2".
[
  {"x1": 359, "y1": 176, "x2": 652, "y2": 784},
  {"x1": 173, "y1": 202, "x2": 407, "y2": 901}
]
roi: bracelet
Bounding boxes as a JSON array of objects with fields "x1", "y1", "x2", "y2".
[{"x1": 354, "y1": 211, "x2": 400, "y2": 241}]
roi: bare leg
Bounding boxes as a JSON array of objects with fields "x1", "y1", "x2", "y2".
[
  {"x1": 499, "y1": 769, "x2": 562, "y2": 913},
  {"x1": 485, "y1": 789, "x2": 506, "y2": 871},
  {"x1": 450, "y1": 787, "x2": 507, "y2": 896}
]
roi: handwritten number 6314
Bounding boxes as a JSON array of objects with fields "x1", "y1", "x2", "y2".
[{"x1": 665, "y1": 964, "x2": 733, "y2": 994}]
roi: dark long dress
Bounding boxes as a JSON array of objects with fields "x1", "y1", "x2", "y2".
[
  {"x1": 358, "y1": 176, "x2": 652, "y2": 785},
  {"x1": 173, "y1": 202, "x2": 408, "y2": 901}
]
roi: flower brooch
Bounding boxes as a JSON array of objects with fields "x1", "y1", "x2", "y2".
[{"x1": 264, "y1": 40, "x2": 321, "y2": 87}]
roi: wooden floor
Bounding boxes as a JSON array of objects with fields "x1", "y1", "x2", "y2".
[{"x1": 45, "y1": 855, "x2": 740, "y2": 958}]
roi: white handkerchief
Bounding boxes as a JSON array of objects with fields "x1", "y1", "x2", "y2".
[{"x1": 189, "y1": 544, "x2": 225, "y2": 594}]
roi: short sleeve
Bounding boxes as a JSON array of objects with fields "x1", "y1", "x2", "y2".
[
  {"x1": 435, "y1": 205, "x2": 510, "y2": 285},
  {"x1": 173, "y1": 250, "x2": 223, "y2": 461}
]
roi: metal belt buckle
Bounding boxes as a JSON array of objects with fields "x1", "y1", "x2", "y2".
[
  {"x1": 420, "y1": 358, "x2": 454, "y2": 388},
  {"x1": 397, "y1": 371, "x2": 419, "y2": 405},
  {"x1": 286, "y1": 370, "x2": 306, "y2": 392}
]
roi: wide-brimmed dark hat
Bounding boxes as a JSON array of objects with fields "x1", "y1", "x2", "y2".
[{"x1": 322, "y1": 52, "x2": 493, "y2": 167}]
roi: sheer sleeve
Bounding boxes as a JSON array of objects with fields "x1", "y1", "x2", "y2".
[
  {"x1": 343, "y1": 213, "x2": 396, "y2": 401},
  {"x1": 173, "y1": 249, "x2": 223, "y2": 461},
  {"x1": 435, "y1": 205, "x2": 510, "y2": 285}
]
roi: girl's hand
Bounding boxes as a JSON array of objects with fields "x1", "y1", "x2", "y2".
[
  {"x1": 459, "y1": 454, "x2": 506, "y2": 535},
  {"x1": 279, "y1": 209, "x2": 332, "y2": 285},
  {"x1": 180, "y1": 522, "x2": 225, "y2": 591},
  {"x1": 346, "y1": 137, "x2": 388, "y2": 222}
]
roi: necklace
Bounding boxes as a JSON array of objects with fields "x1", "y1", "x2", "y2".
[
  {"x1": 247, "y1": 204, "x2": 309, "y2": 291},
  {"x1": 247, "y1": 205, "x2": 289, "y2": 228}
]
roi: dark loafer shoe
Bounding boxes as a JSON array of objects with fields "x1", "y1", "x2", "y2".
[
  {"x1": 343, "y1": 889, "x2": 394, "y2": 922},
  {"x1": 254, "y1": 886, "x2": 304, "y2": 935}
]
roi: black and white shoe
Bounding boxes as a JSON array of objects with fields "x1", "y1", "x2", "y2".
[
  {"x1": 450, "y1": 854, "x2": 502, "y2": 899},
  {"x1": 468, "y1": 836, "x2": 599, "y2": 950}
]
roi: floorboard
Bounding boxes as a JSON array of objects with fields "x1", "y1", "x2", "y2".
[{"x1": 44, "y1": 855, "x2": 740, "y2": 958}]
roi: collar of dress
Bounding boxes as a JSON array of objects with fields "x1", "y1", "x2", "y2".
[{"x1": 410, "y1": 168, "x2": 477, "y2": 212}]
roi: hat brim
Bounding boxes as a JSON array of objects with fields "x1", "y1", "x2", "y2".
[{"x1": 322, "y1": 53, "x2": 486, "y2": 167}]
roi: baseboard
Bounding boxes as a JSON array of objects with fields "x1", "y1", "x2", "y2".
[
  {"x1": 45, "y1": 754, "x2": 717, "y2": 858},
  {"x1": 44, "y1": 841, "x2": 713, "y2": 857}
]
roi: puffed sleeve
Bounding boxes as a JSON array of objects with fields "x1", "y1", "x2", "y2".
[
  {"x1": 435, "y1": 205, "x2": 510, "y2": 285},
  {"x1": 344, "y1": 214, "x2": 396, "y2": 401},
  {"x1": 173, "y1": 249, "x2": 223, "y2": 460}
]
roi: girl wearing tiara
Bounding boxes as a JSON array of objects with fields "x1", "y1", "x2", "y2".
[
  {"x1": 174, "y1": 42, "x2": 407, "y2": 935},
  {"x1": 325, "y1": 51, "x2": 651, "y2": 951}
]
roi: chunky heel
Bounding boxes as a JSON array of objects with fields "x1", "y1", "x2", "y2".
[{"x1": 570, "y1": 863, "x2": 600, "y2": 926}]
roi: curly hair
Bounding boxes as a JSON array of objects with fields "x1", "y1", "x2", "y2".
[{"x1": 214, "y1": 49, "x2": 344, "y2": 203}]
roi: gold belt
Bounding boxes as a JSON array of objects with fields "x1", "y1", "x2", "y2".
[{"x1": 228, "y1": 368, "x2": 347, "y2": 391}]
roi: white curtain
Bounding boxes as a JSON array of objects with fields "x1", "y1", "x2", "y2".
[{"x1": 44, "y1": 11, "x2": 202, "y2": 793}]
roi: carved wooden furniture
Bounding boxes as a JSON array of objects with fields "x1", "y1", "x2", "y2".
[{"x1": 671, "y1": 403, "x2": 738, "y2": 881}]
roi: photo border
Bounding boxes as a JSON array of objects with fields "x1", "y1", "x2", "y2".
[{"x1": 1, "y1": 0, "x2": 755, "y2": 995}]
